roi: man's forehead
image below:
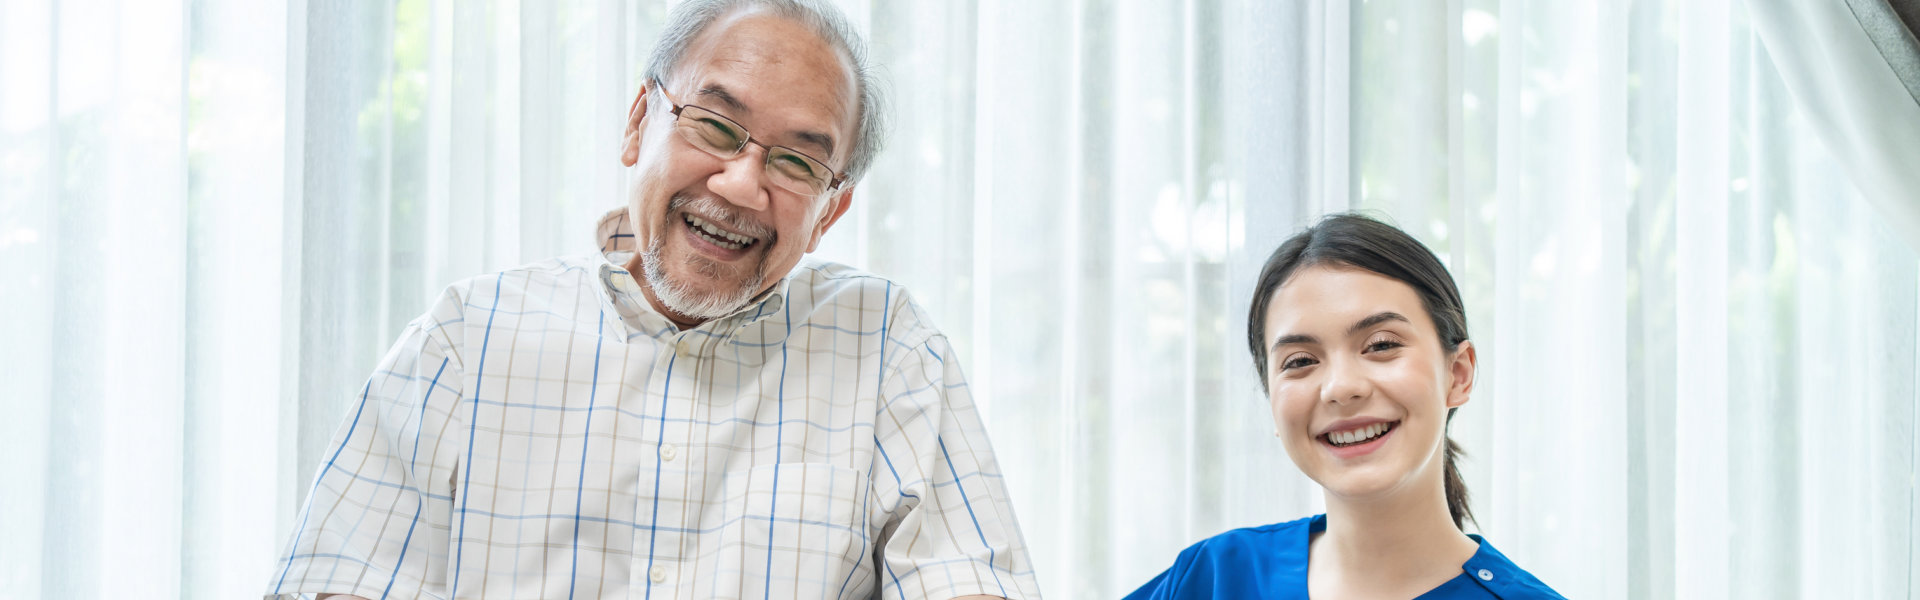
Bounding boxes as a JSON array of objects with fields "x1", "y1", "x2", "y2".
[{"x1": 671, "y1": 12, "x2": 858, "y2": 156}]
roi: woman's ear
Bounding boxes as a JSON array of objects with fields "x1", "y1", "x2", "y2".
[
  {"x1": 621, "y1": 83, "x2": 651, "y2": 167},
  {"x1": 1445, "y1": 340, "x2": 1476, "y2": 409}
]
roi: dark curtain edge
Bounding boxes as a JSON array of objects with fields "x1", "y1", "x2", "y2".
[{"x1": 1845, "y1": 0, "x2": 1920, "y2": 106}]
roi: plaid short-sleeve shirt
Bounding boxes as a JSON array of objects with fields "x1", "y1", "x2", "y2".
[{"x1": 265, "y1": 210, "x2": 1040, "y2": 600}]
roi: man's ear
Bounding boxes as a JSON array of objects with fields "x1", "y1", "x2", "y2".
[
  {"x1": 805, "y1": 185, "x2": 857, "y2": 253},
  {"x1": 621, "y1": 82, "x2": 651, "y2": 167},
  {"x1": 1445, "y1": 340, "x2": 1477, "y2": 409}
]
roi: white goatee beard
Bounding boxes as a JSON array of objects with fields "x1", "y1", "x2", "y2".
[{"x1": 637, "y1": 197, "x2": 770, "y2": 320}]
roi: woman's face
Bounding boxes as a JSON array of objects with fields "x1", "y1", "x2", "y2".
[{"x1": 1262, "y1": 265, "x2": 1475, "y2": 504}]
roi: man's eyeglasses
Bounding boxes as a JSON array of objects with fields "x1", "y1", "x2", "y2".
[{"x1": 653, "y1": 80, "x2": 846, "y2": 197}]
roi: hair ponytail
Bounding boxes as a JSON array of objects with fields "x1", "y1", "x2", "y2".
[{"x1": 1442, "y1": 413, "x2": 1475, "y2": 530}]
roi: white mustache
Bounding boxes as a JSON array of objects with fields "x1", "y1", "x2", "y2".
[{"x1": 670, "y1": 195, "x2": 773, "y2": 241}]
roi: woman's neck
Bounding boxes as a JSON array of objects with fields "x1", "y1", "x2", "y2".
[{"x1": 1309, "y1": 486, "x2": 1480, "y2": 598}]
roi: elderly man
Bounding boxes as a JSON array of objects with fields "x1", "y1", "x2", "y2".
[{"x1": 263, "y1": 1, "x2": 1038, "y2": 598}]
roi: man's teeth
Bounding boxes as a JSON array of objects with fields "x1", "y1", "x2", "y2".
[
  {"x1": 1329, "y1": 422, "x2": 1393, "y2": 446},
  {"x1": 685, "y1": 214, "x2": 757, "y2": 250}
]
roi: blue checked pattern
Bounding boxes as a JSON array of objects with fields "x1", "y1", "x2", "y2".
[{"x1": 265, "y1": 209, "x2": 1041, "y2": 600}]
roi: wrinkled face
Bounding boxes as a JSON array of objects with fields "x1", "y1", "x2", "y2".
[
  {"x1": 1261, "y1": 265, "x2": 1474, "y2": 504},
  {"x1": 620, "y1": 10, "x2": 859, "y2": 323}
]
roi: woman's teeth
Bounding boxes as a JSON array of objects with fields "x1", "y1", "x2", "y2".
[
  {"x1": 1327, "y1": 421, "x2": 1395, "y2": 447},
  {"x1": 685, "y1": 214, "x2": 757, "y2": 250}
]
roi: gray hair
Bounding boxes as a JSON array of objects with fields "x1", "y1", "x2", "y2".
[{"x1": 644, "y1": 0, "x2": 889, "y2": 186}]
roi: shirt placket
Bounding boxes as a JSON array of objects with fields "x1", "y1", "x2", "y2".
[{"x1": 633, "y1": 326, "x2": 721, "y2": 598}]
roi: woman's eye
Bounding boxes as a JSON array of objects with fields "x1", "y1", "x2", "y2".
[
  {"x1": 1365, "y1": 340, "x2": 1403, "y2": 353},
  {"x1": 1281, "y1": 356, "x2": 1318, "y2": 370}
]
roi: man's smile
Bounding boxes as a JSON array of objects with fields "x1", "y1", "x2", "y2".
[{"x1": 683, "y1": 212, "x2": 761, "y2": 251}]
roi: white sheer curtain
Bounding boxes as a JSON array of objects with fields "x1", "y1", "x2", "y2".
[
  {"x1": 1743, "y1": 0, "x2": 1920, "y2": 243},
  {"x1": 3, "y1": 0, "x2": 1917, "y2": 599},
  {"x1": 2, "y1": 0, "x2": 650, "y2": 595}
]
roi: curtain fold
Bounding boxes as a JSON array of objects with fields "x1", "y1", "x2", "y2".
[
  {"x1": 1745, "y1": 0, "x2": 1920, "y2": 252},
  {"x1": 1848, "y1": 0, "x2": 1920, "y2": 101}
]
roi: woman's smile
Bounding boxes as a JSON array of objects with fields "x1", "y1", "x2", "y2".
[{"x1": 1319, "y1": 419, "x2": 1399, "y2": 459}]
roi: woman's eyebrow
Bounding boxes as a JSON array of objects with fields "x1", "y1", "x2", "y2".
[
  {"x1": 1270, "y1": 311, "x2": 1412, "y2": 354},
  {"x1": 1270, "y1": 332, "x2": 1318, "y2": 354},
  {"x1": 1348, "y1": 311, "x2": 1410, "y2": 336}
]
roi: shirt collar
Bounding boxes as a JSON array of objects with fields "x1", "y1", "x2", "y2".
[
  {"x1": 1459, "y1": 534, "x2": 1564, "y2": 599},
  {"x1": 592, "y1": 207, "x2": 790, "y2": 338},
  {"x1": 1304, "y1": 514, "x2": 1563, "y2": 599}
]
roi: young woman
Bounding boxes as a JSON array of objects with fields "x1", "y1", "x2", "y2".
[{"x1": 1126, "y1": 214, "x2": 1564, "y2": 599}]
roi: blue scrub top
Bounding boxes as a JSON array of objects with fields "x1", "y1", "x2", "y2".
[{"x1": 1124, "y1": 514, "x2": 1565, "y2": 599}]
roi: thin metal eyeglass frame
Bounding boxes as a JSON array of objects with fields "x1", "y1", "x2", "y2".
[{"x1": 651, "y1": 80, "x2": 847, "y2": 195}]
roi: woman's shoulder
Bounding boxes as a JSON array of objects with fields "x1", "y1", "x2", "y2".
[
  {"x1": 1186, "y1": 514, "x2": 1320, "y2": 557},
  {"x1": 1457, "y1": 535, "x2": 1568, "y2": 600},
  {"x1": 1122, "y1": 515, "x2": 1321, "y2": 600}
]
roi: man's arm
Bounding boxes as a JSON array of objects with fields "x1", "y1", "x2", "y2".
[
  {"x1": 868, "y1": 327, "x2": 1042, "y2": 600},
  {"x1": 262, "y1": 289, "x2": 469, "y2": 599}
]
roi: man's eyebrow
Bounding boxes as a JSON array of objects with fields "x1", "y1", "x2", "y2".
[
  {"x1": 1267, "y1": 311, "x2": 1412, "y2": 354},
  {"x1": 790, "y1": 130, "x2": 837, "y2": 161},
  {"x1": 695, "y1": 84, "x2": 750, "y2": 114},
  {"x1": 697, "y1": 83, "x2": 838, "y2": 160}
]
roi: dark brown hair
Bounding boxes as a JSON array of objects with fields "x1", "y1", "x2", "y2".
[{"x1": 1246, "y1": 213, "x2": 1476, "y2": 530}]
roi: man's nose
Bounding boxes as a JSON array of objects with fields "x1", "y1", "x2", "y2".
[{"x1": 706, "y1": 146, "x2": 771, "y2": 213}]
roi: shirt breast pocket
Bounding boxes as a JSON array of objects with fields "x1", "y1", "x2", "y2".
[{"x1": 711, "y1": 462, "x2": 868, "y2": 598}]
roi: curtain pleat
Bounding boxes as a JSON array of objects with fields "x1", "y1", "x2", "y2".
[{"x1": 1747, "y1": 0, "x2": 1920, "y2": 253}]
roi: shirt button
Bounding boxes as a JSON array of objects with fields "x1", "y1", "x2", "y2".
[
  {"x1": 676, "y1": 339, "x2": 694, "y2": 355},
  {"x1": 1478, "y1": 568, "x2": 1494, "y2": 581},
  {"x1": 650, "y1": 565, "x2": 667, "y2": 584},
  {"x1": 659, "y1": 444, "x2": 678, "y2": 461}
]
